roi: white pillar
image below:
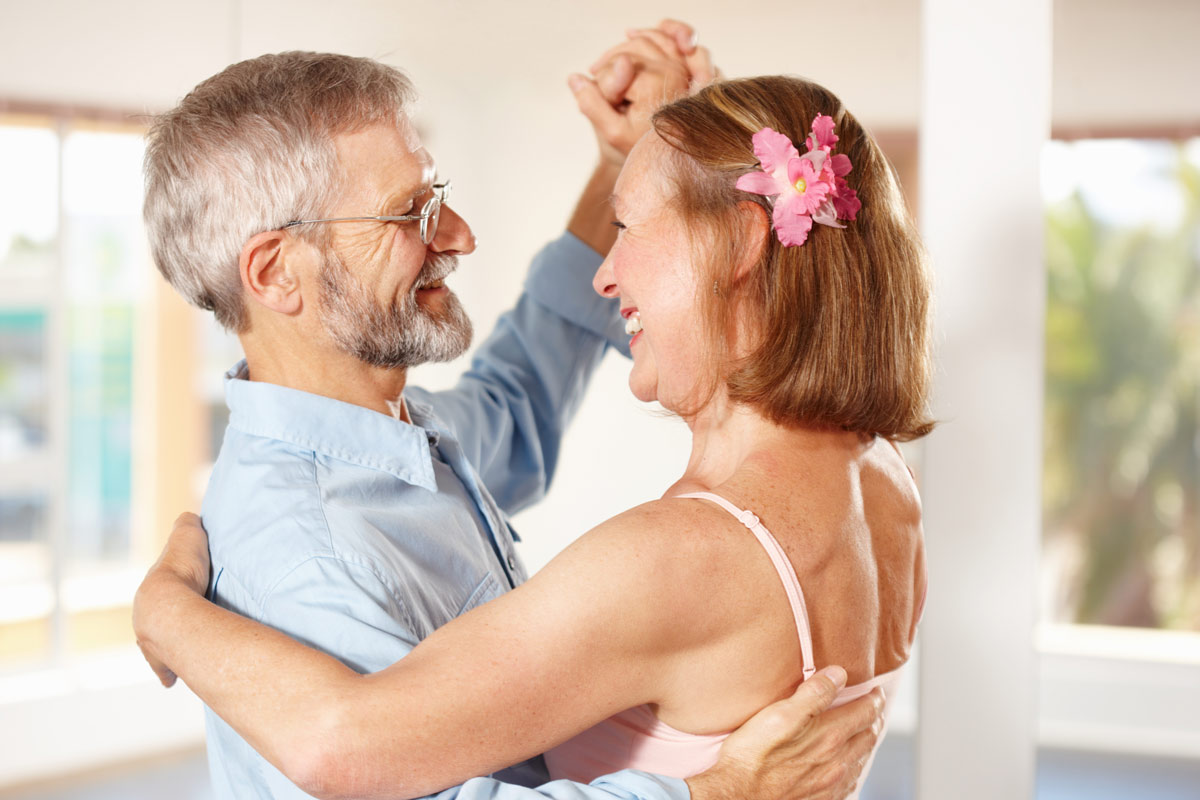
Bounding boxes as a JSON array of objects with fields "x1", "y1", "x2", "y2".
[{"x1": 916, "y1": 1, "x2": 1051, "y2": 798}]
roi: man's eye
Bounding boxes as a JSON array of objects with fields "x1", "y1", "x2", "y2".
[{"x1": 611, "y1": 220, "x2": 626, "y2": 231}]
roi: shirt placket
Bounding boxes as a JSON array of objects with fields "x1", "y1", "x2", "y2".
[{"x1": 432, "y1": 434, "x2": 525, "y2": 588}]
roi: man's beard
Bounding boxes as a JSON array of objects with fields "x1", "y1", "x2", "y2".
[{"x1": 317, "y1": 248, "x2": 473, "y2": 369}]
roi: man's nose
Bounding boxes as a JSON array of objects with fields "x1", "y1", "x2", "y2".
[{"x1": 430, "y1": 204, "x2": 476, "y2": 255}]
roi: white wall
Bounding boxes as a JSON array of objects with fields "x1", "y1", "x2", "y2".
[
  {"x1": 1053, "y1": 0, "x2": 1200, "y2": 129},
  {"x1": 5, "y1": 0, "x2": 1199, "y2": 126}
]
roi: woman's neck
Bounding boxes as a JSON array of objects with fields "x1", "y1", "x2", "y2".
[
  {"x1": 671, "y1": 394, "x2": 774, "y2": 494},
  {"x1": 670, "y1": 394, "x2": 871, "y2": 497}
]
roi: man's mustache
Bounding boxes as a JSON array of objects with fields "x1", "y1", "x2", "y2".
[{"x1": 417, "y1": 253, "x2": 458, "y2": 287}]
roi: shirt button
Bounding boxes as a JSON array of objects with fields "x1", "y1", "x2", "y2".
[{"x1": 507, "y1": 554, "x2": 517, "y2": 571}]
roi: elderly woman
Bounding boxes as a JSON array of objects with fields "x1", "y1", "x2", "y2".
[{"x1": 134, "y1": 74, "x2": 929, "y2": 800}]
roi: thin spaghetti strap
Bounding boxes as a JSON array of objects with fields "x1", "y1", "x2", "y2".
[{"x1": 675, "y1": 492, "x2": 817, "y2": 680}]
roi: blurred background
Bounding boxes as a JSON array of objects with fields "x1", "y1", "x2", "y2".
[{"x1": 0, "y1": 1, "x2": 1197, "y2": 798}]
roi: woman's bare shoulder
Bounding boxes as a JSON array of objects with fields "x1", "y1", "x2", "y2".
[
  {"x1": 567, "y1": 494, "x2": 811, "y2": 729},
  {"x1": 542, "y1": 495, "x2": 770, "y2": 632},
  {"x1": 579, "y1": 494, "x2": 758, "y2": 558}
]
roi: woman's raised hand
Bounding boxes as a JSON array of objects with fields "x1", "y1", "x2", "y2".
[
  {"x1": 569, "y1": 19, "x2": 719, "y2": 167},
  {"x1": 132, "y1": 512, "x2": 212, "y2": 687}
]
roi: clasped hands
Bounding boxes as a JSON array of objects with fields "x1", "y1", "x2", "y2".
[{"x1": 568, "y1": 18, "x2": 718, "y2": 167}]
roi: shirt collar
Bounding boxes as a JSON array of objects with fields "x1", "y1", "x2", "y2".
[{"x1": 223, "y1": 360, "x2": 439, "y2": 491}]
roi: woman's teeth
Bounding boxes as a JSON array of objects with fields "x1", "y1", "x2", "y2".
[
  {"x1": 418, "y1": 279, "x2": 445, "y2": 290},
  {"x1": 624, "y1": 313, "x2": 642, "y2": 335}
]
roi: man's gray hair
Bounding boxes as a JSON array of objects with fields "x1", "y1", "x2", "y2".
[{"x1": 143, "y1": 51, "x2": 416, "y2": 331}]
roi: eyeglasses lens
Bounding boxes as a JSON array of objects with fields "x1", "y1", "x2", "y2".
[
  {"x1": 420, "y1": 183, "x2": 450, "y2": 245},
  {"x1": 423, "y1": 198, "x2": 440, "y2": 244}
]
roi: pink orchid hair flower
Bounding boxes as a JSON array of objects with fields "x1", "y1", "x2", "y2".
[
  {"x1": 735, "y1": 116, "x2": 860, "y2": 247},
  {"x1": 806, "y1": 114, "x2": 839, "y2": 152}
]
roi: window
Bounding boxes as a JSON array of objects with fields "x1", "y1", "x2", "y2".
[
  {"x1": 0, "y1": 112, "x2": 152, "y2": 670},
  {"x1": 1035, "y1": 134, "x2": 1200, "y2": 761},
  {"x1": 0, "y1": 106, "x2": 216, "y2": 788},
  {"x1": 1042, "y1": 135, "x2": 1200, "y2": 634}
]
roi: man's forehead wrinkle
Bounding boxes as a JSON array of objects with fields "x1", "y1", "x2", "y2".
[
  {"x1": 374, "y1": 156, "x2": 437, "y2": 211},
  {"x1": 340, "y1": 143, "x2": 435, "y2": 214},
  {"x1": 327, "y1": 118, "x2": 436, "y2": 215}
]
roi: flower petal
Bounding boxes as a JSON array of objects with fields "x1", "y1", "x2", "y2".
[
  {"x1": 809, "y1": 114, "x2": 838, "y2": 150},
  {"x1": 832, "y1": 182, "x2": 861, "y2": 220},
  {"x1": 736, "y1": 171, "x2": 784, "y2": 196},
  {"x1": 812, "y1": 199, "x2": 844, "y2": 229},
  {"x1": 784, "y1": 164, "x2": 832, "y2": 215},
  {"x1": 787, "y1": 157, "x2": 817, "y2": 185},
  {"x1": 751, "y1": 127, "x2": 800, "y2": 174},
  {"x1": 772, "y1": 199, "x2": 814, "y2": 247},
  {"x1": 829, "y1": 153, "x2": 853, "y2": 177},
  {"x1": 801, "y1": 149, "x2": 827, "y2": 177}
]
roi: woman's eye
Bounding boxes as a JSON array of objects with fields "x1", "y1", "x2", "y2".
[{"x1": 610, "y1": 220, "x2": 626, "y2": 232}]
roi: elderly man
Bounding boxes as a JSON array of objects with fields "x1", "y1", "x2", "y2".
[{"x1": 133, "y1": 26, "x2": 879, "y2": 800}]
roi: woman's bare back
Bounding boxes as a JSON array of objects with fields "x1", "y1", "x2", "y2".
[{"x1": 650, "y1": 433, "x2": 925, "y2": 735}]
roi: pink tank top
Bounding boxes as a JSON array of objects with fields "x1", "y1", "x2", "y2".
[{"x1": 543, "y1": 492, "x2": 911, "y2": 797}]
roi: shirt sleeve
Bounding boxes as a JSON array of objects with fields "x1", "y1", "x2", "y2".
[
  {"x1": 233, "y1": 554, "x2": 420, "y2": 798},
  {"x1": 257, "y1": 553, "x2": 418, "y2": 673},
  {"x1": 428, "y1": 770, "x2": 690, "y2": 800},
  {"x1": 414, "y1": 233, "x2": 630, "y2": 515}
]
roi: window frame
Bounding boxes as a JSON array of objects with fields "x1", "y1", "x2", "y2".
[{"x1": 0, "y1": 101, "x2": 210, "y2": 788}]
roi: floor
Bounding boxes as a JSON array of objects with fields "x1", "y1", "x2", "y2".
[
  {"x1": 4, "y1": 736, "x2": 1199, "y2": 799},
  {"x1": 858, "y1": 736, "x2": 1200, "y2": 799}
]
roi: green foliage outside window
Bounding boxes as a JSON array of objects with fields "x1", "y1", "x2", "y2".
[{"x1": 1043, "y1": 139, "x2": 1200, "y2": 630}]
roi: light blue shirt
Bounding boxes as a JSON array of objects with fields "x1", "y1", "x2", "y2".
[{"x1": 200, "y1": 233, "x2": 688, "y2": 800}]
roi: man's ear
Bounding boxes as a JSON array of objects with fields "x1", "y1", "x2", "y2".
[
  {"x1": 732, "y1": 200, "x2": 771, "y2": 284},
  {"x1": 239, "y1": 230, "x2": 304, "y2": 316}
]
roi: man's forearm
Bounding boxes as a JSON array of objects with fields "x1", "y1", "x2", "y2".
[{"x1": 567, "y1": 160, "x2": 623, "y2": 256}]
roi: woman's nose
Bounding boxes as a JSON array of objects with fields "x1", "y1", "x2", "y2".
[{"x1": 593, "y1": 255, "x2": 618, "y2": 297}]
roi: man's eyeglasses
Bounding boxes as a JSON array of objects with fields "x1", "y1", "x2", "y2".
[{"x1": 283, "y1": 180, "x2": 452, "y2": 245}]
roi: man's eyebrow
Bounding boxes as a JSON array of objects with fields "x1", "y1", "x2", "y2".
[{"x1": 382, "y1": 180, "x2": 433, "y2": 212}]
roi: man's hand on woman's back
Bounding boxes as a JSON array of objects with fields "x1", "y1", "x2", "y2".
[{"x1": 688, "y1": 667, "x2": 884, "y2": 800}]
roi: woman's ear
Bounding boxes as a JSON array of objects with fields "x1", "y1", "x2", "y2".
[
  {"x1": 239, "y1": 231, "x2": 304, "y2": 316},
  {"x1": 732, "y1": 200, "x2": 771, "y2": 283}
]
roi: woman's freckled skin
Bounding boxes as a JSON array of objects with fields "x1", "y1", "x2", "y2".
[{"x1": 597, "y1": 133, "x2": 708, "y2": 411}]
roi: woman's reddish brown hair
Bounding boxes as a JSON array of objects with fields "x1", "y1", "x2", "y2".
[{"x1": 652, "y1": 76, "x2": 934, "y2": 441}]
